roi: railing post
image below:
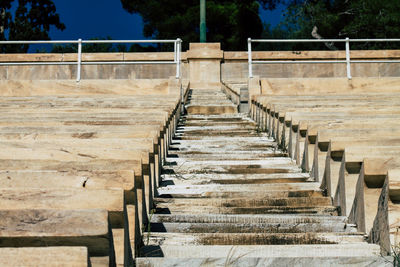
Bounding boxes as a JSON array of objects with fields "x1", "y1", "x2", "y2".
[
  {"x1": 174, "y1": 40, "x2": 177, "y2": 62},
  {"x1": 76, "y1": 38, "x2": 82, "y2": 82},
  {"x1": 248, "y1": 38, "x2": 253, "y2": 78},
  {"x1": 180, "y1": 83, "x2": 184, "y2": 114},
  {"x1": 175, "y1": 38, "x2": 181, "y2": 79},
  {"x1": 345, "y1": 37, "x2": 352, "y2": 80}
]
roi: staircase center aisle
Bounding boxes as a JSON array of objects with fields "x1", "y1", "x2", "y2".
[{"x1": 136, "y1": 88, "x2": 388, "y2": 267}]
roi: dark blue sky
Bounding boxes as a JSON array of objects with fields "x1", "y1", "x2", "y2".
[
  {"x1": 49, "y1": 0, "x2": 145, "y2": 40},
  {"x1": 48, "y1": 1, "x2": 286, "y2": 41}
]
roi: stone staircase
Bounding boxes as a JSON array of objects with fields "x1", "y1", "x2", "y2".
[{"x1": 136, "y1": 88, "x2": 389, "y2": 266}]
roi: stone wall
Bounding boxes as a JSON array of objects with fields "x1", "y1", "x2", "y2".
[
  {"x1": 222, "y1": 51, "x2": 400, "y2": 80},
  {"x1": 0, "y1": 52, "x2": 189, "y2": 80},
  {"x1": 2, "y1": 49, "x2": 400, "y2": 81}
]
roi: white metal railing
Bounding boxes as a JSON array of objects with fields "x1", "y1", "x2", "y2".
[
  {"x1": 247, "y1": 38, "x2": 400, "y2": 79},
  {"x1": 0, "y1": 38, "x2": 182, "y2": 82}
]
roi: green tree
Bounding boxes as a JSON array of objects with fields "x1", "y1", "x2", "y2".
[
  {"x1": 277, "y1": 0, "x2": 400, "y2": 50},
  {"x1": 0, "y1": 0, "x2": 65, "y2": 53},
  {"x1": 51, "y1": 37, "x2": 131, "y2": 53},
  {"x1": 120, "y1": 0, "x2": 281, "y2": 50}
]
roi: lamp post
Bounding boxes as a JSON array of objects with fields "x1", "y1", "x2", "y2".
[{"x1": 200, "y1": 0, "x2": 206, "y2": 42}]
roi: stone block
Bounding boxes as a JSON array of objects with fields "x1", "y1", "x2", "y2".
[
  {"x1": 0, "y1": 209, "x2": 113, "y2": 258},
  {"x1": 0, "y1": 188, "x2": 124, "y2": 227},
  {"x1": 0, "y1": 247, "x2": 90, "y2": 267}
]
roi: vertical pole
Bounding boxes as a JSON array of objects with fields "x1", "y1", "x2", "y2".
[
  {"x1": 76, "y1": 39, "x2": 82, "y2": 82},
  {"x1": 180, "y1": 83, "x2": 184, "y2": 114},
  {"x1": 179, "y1": 39, "x2": 184, "y2": 114},
  {"x1": 176, "y1": 38, "x2": 181, "y2": 79},
  {"x1": 248, "y1": 38, "x2": 253, "y2": 78},
  {"x1": 345, "y1": 37, "x2": 352, "y2": 80},
  {"x1": 200, "y1": 0, "x2": 206, "y2": 42},
  {"x1": 175, "y1": 39, "x2": 178, "y2": 78},
  {"x1": 174, "y1": 40, "x2": 177, "y2": 63}
]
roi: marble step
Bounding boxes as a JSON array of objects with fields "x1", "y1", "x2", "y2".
[
  {"x1": 180, "y1": 120, "x2": 256, "y2": 126},
  {"x1": 165, "y1": 151, "x2": 288, "y2": 161},
  {"x1": 153, "y1": 197, "x2": 332, "y2": 207},
  {"x1": 177, "y1": 125, "x2": 257, "y2": 131},
  {"x1": 168, "y1": 143, "x2": 277, "y2": 152},
  {"x1": 157, "y1": 184, "x2": 322, "y2": 198},
  {"x1": 136, "y1": 256, "x2": 392, "y2": 267},
  {"x1": 138, "y1": 243, "x2": 381, "y2": 258},
  {"x1": 158, "y1": 190, "x2": 323, "y2": 199},
  {"x1": 188, "y1": 93, "x2": 229, "y2": 97},
  {"x1": 183, "y1": 116, "x2": 245, "y2": 122},
  {"x1": 175, "y1": 133, "x2": 269, "y2": 140},
  {"x1": 162, "y1": 159, "x2": 300, "y2": 175},
  {"x1": 154, "y1": 205, "x2": 338, "y2": 215},
  {"x1": 144, "y1": 232, "x2": 366, "y2": 246},
  {"x1": 171, "y1": 136, "x2": 275, "y2": 143},
  {"x1": 161, "y1": 172, "x2": 310, "y2": 185},
  {"x1": 150, "y1": 214, "x2": 348, "y2": 224},
  {"x1": 175, "y1": 129, "x2": 262, "y2": 137},
  {"x1": 149, "y1": 221, "x2": 355, "y2": 233},
  {"x1": 187, "y1": 99, "x2": 235, "y2": 104},
  {"x1": 164, "y1": 157, "x2": 294, "y2": 166},
  {"x1": 189, "y1": 89, "x2": 227, "y2": 95},
  {"x1": 186, "y1": 104, "x2": 237, "y2": 115}
]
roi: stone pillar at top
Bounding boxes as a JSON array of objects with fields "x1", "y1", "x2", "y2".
[{"x1": 187, "y1": 43, "x2": 223, "y2": 90}]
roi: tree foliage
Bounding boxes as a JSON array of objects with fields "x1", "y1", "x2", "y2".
[
  {"x1": 120, "y1": 0, "x2": 280, "y2": 50},
  {"x1": 270, "y1": 0, "x2": 400, "y2": 50},
  {"x1": 51, "y1": 37, "x2": 156, "y2": 53},
  {"x1": 0, "y1": 0, "x2": 65, "y2": 52}
]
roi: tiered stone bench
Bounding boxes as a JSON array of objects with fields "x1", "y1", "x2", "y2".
[
  {"x1": 249, "y1": 78, "x2": 400, "y2": 255},
  {"x1": 0, "y1": 80, "x2": 187, "y2": 266}
]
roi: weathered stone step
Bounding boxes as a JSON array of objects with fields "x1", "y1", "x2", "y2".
[
  {"x1": 189, "y1": 89, "x2": 226, "y2": 95},
  {"x1": 0, "y1": 209, "x2": 113, "y2": 258},
  {"x1": 0, "y1": 247, "x2": 91, "y2": 267},
  {"x1": 139, "y1": 243, "x2": 381, "y2": 258},
  {"x1": 186, "y1": 105, "x2": 237, "y2": 115},
  {"x1": 187, "y1": 92, "x2": 227, "y2": 97},
  {"x1": 161, "y1": 173, "x2": 310, "y2": 185},
  {"x1": 153, "y1": 197, "x2": 332, "y2": 207},
  {"x1": 166, "y1": 151, "x2": 288, "y2": 161},
  {"x1": 176, "y1": 134, "x2": 269, "y2": 140},
  {"x1": 172, "y1": 136, "x2": 274, "y2": 144},
  {"x1": 150, "y1": 214, "x2": 347, "y2": 224},
  {"x1": 172, "y1": 136, "x2": 273, "y2": 143},
  {"x1": 0, "y1": 188, "x2": 124, "y2": 227},
  {"x1": 144, "y1": 232, "x2": 365, "y2": 246},
  {"x1": 162, "y1": 166, "x2": 300, "y2": 175},
  {"x1": 158, "y1": 190, "x2": 323, "y2": 199},
  {"x1": 136, "y1": 256, "x2": 392, "y2": 267},
  {"x1": 181, "y1": 120, "x2": 256, "y2": 126},
  {"x1": 158, "y1": 184, "x2": 322, "y2": 198},
  {"x1": 187, "y1": 99, "x2": 234, "y2": 105},
  {"x1": 175, "y1": 129, "x2": 262, "y2": 137},
  {"x1": 169, "y1": 143, "x2": 277, "y2": 152},
  {"x1": 165, "y1": 158, "x2": 293, "y2": 166},
  {"x1": 176, "y1": 125, "x2": 257, "y2": 132},
  {"x1": 149, "y1": 221, "x2": 353, "y2": 233},
  {"x1": 154, "y1": 205, "x2": 338, "y2": 215},
  {"x1": 183, "y1": 115, "x2": 245, "y2": 121},
  {"x1": 162, "y1": 159, "x2": 300, "y2": 175},
  {"x1": 162, "y1": 172, "x2": 310, "y2": 180},
  {"x1": 177, "y1": 124, "x2": 257, "y2": 131}
]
